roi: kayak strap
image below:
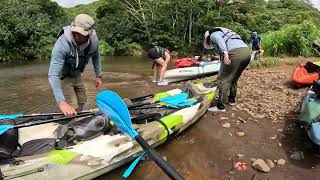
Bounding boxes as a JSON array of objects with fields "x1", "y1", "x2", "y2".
[{"x1": 155, "y1": 119, "x2": 171, "y2": 142}]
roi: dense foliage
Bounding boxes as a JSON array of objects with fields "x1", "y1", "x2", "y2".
[
  {"x1": 0, "y1": 0, "x2": 68, "y2": 61},
  {"x1": 1, "y1": 0, "x2": 320, "y2": 61},
  {"x1": 262, "y1": 21, "x2": 320, "y2": 56},
  {"x1": 93, "y1": 0, "x2": 320, "y2": 56}
]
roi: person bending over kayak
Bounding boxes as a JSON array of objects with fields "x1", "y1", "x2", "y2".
[
  {"x1": 203, "y1": 27, "x2": 250, "y2": 111},
  {"x1": 147, "y1": 46, "x2": 171, "y2": 86},
  {"x1": 48, "y1": 14, "x2": 103, "y2": 116}
]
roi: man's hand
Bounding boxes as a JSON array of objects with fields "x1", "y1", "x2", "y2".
[
  {"x1": 96, "y1": 77, "x2": 102, "y2": 88},
  {"x1": 59, "y1": 101, "x2": 77, "y2": 116},
  {"x1": 224, "y1": 52, "x2": 231, "y2": 65}
]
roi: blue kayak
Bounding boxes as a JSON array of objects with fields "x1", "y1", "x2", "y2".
[{"x1": 300, "y1": 81, "x2": 320, "y2": 145}]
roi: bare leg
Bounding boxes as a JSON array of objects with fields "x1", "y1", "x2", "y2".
[
  {"x1": 158, "y1": 63, "x2": 167, "y2": 82},
  {"x1": 153, "y1": 65, "x2": 158, "y2": 81}
]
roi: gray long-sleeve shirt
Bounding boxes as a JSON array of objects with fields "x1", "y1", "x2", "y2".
[{"x1": 48, "y1": 26, "x2": 102, "y2": 103}]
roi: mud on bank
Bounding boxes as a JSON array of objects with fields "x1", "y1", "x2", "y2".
[{"x1": 101, "y1": 57, "x2": 320, "y2": 180}]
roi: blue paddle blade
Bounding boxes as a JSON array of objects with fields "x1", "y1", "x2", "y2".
[
  {"x1": 160, "y1": 93, "x2": 188, "y2": 105},
  {"x1": 0, "y1": 114, "x2": 23, "y2": 120},
  {"x1": 96, "y1": 90, "x2": 138, "y2": 139},
  {"x1": 0, "y1": 125, "x2": 14, "y2": 135},
  {"x1": 122, "y1": 152, "x2": 146, "y2": 179}
]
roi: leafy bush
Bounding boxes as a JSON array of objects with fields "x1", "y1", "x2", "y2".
[
  {"x1": 262, "y1": 21, "x2": 320, "y2": 57},
  {"x1": 99, "y1": 40, "x2": 115, "y2": 56},
  {"x1": 126, "y1": 43, "x2": 143, "y2": 56}
]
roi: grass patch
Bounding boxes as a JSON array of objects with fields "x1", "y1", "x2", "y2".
[{"x1": 250, "y1": 57, "x2": 279, "y2": 69}]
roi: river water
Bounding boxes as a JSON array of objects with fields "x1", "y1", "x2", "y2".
[
  {"x1": 0, "y1": 57, "x2": 223, "y2": 180},
  {"x1": 0, "y1": 56, "x2": 154, "y2": 114}
]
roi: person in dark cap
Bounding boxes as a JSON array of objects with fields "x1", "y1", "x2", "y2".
[
  {"x1": 48, "y1": 14, "x2": 102, "y2": 116},
  {"x1": 147, "y1": 46, "x2": 171, "y2": 86}
]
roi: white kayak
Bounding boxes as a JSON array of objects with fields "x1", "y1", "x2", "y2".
[{"x1": 163, "y1": 61, "x2": 221, "y2": 83}]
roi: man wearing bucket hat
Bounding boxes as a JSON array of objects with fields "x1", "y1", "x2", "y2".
[
  {"x1": 48, "y1": 14, "x2": 102, "y2": 116},
  {"x1": 203, "y1": 27, "x2": 250, "y2": 111}
]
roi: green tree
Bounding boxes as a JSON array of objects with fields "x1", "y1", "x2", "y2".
[{"x1": 0, "y1": 0, "x2": 67, "y2": 61}]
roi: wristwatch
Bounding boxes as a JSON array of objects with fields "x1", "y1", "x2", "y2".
[{"x1": 97, "y1": 75, "x2": 102, "y2": 79}]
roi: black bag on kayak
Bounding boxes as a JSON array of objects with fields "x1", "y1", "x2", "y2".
[
  {"x1": 63, "y1": 115, "x2": 111, "y2": 142},
  {"x1": 311, "y1": 80, "x2": 320, "y2": 98},
  {"x1": 305, "y1": 62, "x2": 320, "y2": 73},
  {"x1": 13, "y1": 138, "x2": 57, "y2": 157},
  {"x1": 0, "y1": 120, "x2": 18, "y2": 160}
]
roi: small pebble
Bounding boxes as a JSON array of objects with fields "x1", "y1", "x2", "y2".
[{"x1": 236, "y1": 132, "x2": 245, "y2": 137}]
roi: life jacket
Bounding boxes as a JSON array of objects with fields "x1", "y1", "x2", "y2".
[
  {"x1": 207, "y1": 27, "x2": 242, "y2": 58},
  {"x1": 151, "y1": 46, "x2": 170, "y2": 68},
  {"x1": 208, "y1": 27, "x2": 242, "y2": 45},
  {"x1": 174, "y1": 58, "x2": 198, "y2": 68},
  {"x1": 155, "y1": 46, "x2": 170, "y2": 60},
  {"x1": 57, "y1": 28, "x2": 99, "y2": 79}
]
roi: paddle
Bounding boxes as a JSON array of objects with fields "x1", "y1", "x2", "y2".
[
  {"x1": 96, "y1": 90, "x2": 184, "y2": 180},
  {"x1": 0, "y1": 112, "x2": 99, "y2": 135},
  {"x1": 0, "y1": 110, "x2": 95, "y2": 120}
]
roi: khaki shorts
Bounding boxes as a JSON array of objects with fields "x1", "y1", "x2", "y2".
[{"x1": 62, "y1": 75, "x2": 87, "y2": 105}]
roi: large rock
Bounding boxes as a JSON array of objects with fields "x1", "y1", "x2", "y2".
[
  {"x1": 252, "y1": 159, "x2": 271, "y2": 172},
  {"x1": 266, "y1": 159, "x2": 275, "y2": 168}
]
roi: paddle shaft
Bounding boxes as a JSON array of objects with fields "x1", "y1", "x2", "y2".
[
  {"x1": 0, "y1": 111, "x2": 93, "y2": 120},
  {"x1": 21, "y1": 111, "x2": 92, "y2": 118},
  {"x1": 14, "y1": 112, "x2": 97, "y2": 128},
  {"x1": 128, "y1": 102, "x2": 152, "y2": 109},
  {"x1": 135, "y1": 135, "x2": 184, "y2": 180},
  {"x1": 130, "y1": 94, "x2": 153, "y2": 102}
]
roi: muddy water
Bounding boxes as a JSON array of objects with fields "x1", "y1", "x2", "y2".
[{"x1": 0, "y1": 57, "x2": 222, "y2": 180}]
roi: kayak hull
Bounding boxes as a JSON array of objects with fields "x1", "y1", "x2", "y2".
[
  {"x1": 292, "y1": 64, "x2": 319, "y2": 87},
  {"x1": 1, "y1": 82, "x2": 217, "y2": 180},
  {"x1": 164, "y1": 61, "x2": 221, "y2": 83},
  {"x1": 300, "y1": 86, "x2": 320, "y2": 146}
]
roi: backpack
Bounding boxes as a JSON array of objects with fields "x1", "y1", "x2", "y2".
[
  {"x1": 13, "y1": 138, "x2": 57, "y2": 157},
  {"x1": 62, "y1": 115, "x2": 110, "y2": 143}
]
